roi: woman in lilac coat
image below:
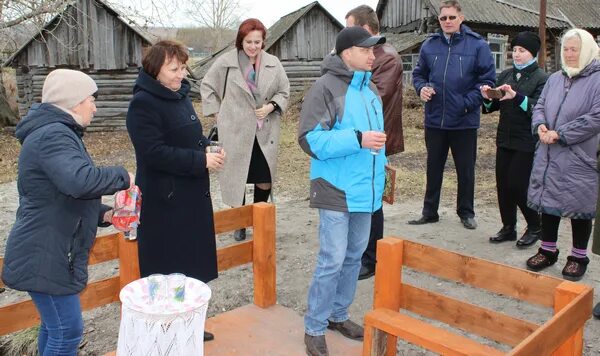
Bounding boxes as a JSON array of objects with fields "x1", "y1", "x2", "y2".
[{"x1": 526, "y1": 28, "x2": 600, "y2": 281}]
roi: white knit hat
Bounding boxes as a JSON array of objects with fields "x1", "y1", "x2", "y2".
[{"x1": 42, "y1": 69, "x2": 98, "y2": 109}]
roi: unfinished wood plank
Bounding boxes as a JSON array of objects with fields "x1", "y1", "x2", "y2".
[
  {"x1": 217, "y1": 241, "x2": 253, "y2": 271},
  {"x1": 252, "y1": 203, "x2": 277, "y2": 308},
  {"x1": 0, "y1": 299, "x2": 38, "y2": 335},
  {"x1": 373, "y1": 238, "x2": 403, "y2": 356},
  {"x1": 88, "y1": 233, "x2": 119, "y2": 265},
  {"x1": 0, "y1": 277, "x2": 120, "y2": 335},
  {"x1": 214, "y1": 205, "x2": 253, "y2": 234},
  {"x1": 118, "y1": 236, "x2": 140, "y2": 290},
  {"x1": 509, "y1": 284, "x2": 592, "y2": 356},
  {"x1": 364, "y1": 308, "x2": 504, "y2": 356},
  {"x1": 403, "y1": 283, "x2": 538, "y2": 346},
  {"x1": 552, "y1": 282, "x2": 590, "y2": 356},
  {"x1": 403, "y1": 239, "x2": 563, "y2": 307},
  {"x1": 80, "y1": 277, "x2": 121, "y2": 311}
]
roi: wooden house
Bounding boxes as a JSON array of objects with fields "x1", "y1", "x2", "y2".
[
  {"x1": 193, "y1": 1, "x2": 343, "y2": 93},
  {"x1": 376, "y1": 0, "x2": 600, "y2": 84},
  {"x1": 2, "y1": 0, "x2": 152, "y2": 131}
]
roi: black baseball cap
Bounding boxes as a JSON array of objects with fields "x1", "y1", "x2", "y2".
[{"x1": 335, "y1": 27, "x2": 386, "y2": 55}]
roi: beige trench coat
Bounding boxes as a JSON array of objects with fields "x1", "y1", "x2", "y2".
[{"x1": 201, "y1": 49, "x2": 290, "y2": 207}]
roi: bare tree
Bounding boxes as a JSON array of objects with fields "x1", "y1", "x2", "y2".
[{"x1": 187, "y1": 0, "x2": 242, "y2": 53}]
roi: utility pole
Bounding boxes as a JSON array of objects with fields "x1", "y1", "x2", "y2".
[{"x1": 538, "y1": 0, "x2": 547, "y2": 69}]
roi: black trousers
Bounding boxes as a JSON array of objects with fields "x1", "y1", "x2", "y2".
[
  {"x1": 361, "y1": 208, "x2": 383, "y2": 267},
  {"x1": 541, "y1": 214, "x2": 592, "y2": 250},
  {"x1": 423, "y1": 128, "x2": 477, "y2": 219},
  {"x1": 495, "y1": 147, "x2": 540, "y2": 229}
]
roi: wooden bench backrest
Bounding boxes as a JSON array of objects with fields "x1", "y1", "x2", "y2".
[
  {"x1": 0, "y1": 202, "x2": 276, "y2": 336},
  {"x1": 372, "y1": 238, "x2": 593, "y2": 356}
]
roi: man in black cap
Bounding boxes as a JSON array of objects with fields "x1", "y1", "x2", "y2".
[{"x1": 298, "y1": 26, "x2": 387, "y2": 356}]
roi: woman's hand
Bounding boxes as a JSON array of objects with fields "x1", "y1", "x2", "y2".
[
  {"x1": 362, "y1": 131, "x2": 387, "y2": 150},
  {"x1": 103, "y1": 209, "x2": 114, "y2": 224},
  {"x1": 480, "y1": 85, "x2": 492, "y2": 99},
  {"x1": 255, "y1": 103, "x2": 274, "y2": 119},
  {"x1": 497, "y1": 84, "x2": 516, "y2": 101},
  {"x1": 206, "y1": 150, "x2": 226, "y2": 170},
  {"x1": 128, "y1": 172, "x2": 135, "y2": 188},
  {"x1": 541, "y1": 130, "x2": 559, "y2": 145}
]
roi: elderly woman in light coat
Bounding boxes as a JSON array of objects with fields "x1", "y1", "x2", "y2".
[
  {"x1": 525, "y1": 28, "x2": 600, "y2": 281},
  {"x1": 201, "y1": 18, "x2": 289, "y2": 241}
]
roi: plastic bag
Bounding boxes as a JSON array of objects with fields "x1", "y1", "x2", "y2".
[{"x1": 112, "y1": 185, "x2": 142, "y2": 240}]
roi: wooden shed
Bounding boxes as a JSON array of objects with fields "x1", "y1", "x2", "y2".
[
  {"x1": 193, "y1": 1, "x2": 343, "y2": 92},
  {"x1": 3, "y1": 0, "x2": 152, "y2": 131},
  {"x1": 376, "y1": 0, "x2": 600, "y2": 83}
]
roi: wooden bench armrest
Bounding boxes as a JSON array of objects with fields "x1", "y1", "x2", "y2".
[{"x1": 363, "y1": 308, "x2": 504, "y2": 356}]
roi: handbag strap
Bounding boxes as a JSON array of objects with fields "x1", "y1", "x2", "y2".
[{"x1": 222, "y1": 67, "x2": 230, "y2": 99}]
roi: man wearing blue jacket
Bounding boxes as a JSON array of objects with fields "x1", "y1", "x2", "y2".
[
  {"x1": 409, "y1": 0, "x2": 496, "y2": 229},
  {"x1": 298, "y1": 26, "x2": 387, "y2": 356}
]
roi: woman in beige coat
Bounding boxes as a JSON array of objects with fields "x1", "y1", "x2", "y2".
[{"x1": 201, "y1": 18, "x2": 289, "y2": 241}]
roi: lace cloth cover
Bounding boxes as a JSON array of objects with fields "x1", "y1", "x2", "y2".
[{"x1": 117, "y1": 277, "x2": 211, "y2": 356}]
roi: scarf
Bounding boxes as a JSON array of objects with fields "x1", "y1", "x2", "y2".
[
  {"x1": 514, "y1": 58, "x2": 537, "y2": 70},
  {"x1": 238, "y1": 50, "x2": 264, "y2": 129}
]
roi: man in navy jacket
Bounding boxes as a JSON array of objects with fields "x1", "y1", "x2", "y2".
[{"x1": 409, "y1": 0, "x2": 495, "y2": 229}]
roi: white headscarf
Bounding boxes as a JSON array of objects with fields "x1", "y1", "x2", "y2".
[{"x1": 560, "y1": 28, "x2": 600, "y2": 78}]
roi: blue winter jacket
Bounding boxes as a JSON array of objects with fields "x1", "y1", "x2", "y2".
[
  {"x1": 2, "y1": 104, "x2": 129, "y2": 295},
  {"x1": 298, "y1": 54, "x2": 386, "y2": 213},
  {"x1": 413, "y1": 24, "x2": 496, "y2": 129}
]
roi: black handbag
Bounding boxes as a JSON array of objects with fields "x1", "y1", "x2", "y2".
[{"x1": 207, "y1": 67, "x2": 230, "y2": 142}]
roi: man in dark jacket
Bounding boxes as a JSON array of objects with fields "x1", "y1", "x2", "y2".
[
  {"x1": 345, "y1": 5, "x2": 404, "y2": 280},
  {"x1": 409, "y1": 0, "x2": 496, "y2": 229}
]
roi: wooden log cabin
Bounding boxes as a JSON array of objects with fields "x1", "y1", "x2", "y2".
[
  {"x1": 2, "y1": 0, "x2": 152, "y2": 131},
  {"x1": 193, "y1": 1, "x2": 343, "y2": 93}
]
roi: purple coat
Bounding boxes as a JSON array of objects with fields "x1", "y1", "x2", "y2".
[{"x1": 527, "y1": 60, "x2": 600, "y2": 219}]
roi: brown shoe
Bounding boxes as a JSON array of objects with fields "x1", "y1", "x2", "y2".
[
  {"x1": 304, "y1": 334, "x2": 328, "y2": 356},
  {"x1": 327, "y1": 319, "x2": 363, "y2": 341},
  {"x1": 562, "y1": 256, "x2": 589, "y2": 281}
]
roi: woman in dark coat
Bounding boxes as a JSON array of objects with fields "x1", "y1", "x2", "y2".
[
  {"x1": 126, "y1": 41, "x2": 225, "y2": 341},
  {"x1": 525, "y1": 29, "x2": 600, "y2": 281},
  {"x1": 481, "y1": 31, "x2": 548, "y2": 248},
  {"x1": 2, "y1": 69, "x2": 132, "y2": 355}
]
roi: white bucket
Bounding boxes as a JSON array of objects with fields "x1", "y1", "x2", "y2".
[{"x1": 116, "y1": 276, "x2": 211, "y2": 356}]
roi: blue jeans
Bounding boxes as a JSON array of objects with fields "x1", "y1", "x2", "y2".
[
  {"x1": 304, "y1": 209, "x2": 371, "y2": 335},
  {"x1": 28, "y1": 292, "x2": 83, "y2": 356}
]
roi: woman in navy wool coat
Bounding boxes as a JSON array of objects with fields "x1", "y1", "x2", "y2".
[{"x1": 126, "y1": 40, "x2": 226, "y2": 341}]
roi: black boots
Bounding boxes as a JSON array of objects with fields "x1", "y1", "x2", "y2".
[
  {"x1": 516, "y1": 227, "x2": 541, "y2": 248},
  {"x1": 489, "y1": 225, "x2": 516, "y2": 243}
]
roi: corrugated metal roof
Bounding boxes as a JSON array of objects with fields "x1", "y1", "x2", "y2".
[
  {"x1": 426, "y1": 0, "x2": 569, "y2": 28},
  {"x1": 382, "y1": 32, "x2": 428, "y2": 52}
]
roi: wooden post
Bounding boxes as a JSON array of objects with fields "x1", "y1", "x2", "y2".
[
  {"x1": 118, "y1": 233, "x2": 140, "y2": 290},
  {"x1": 365, "y1": 238, "x2": 404, "y2": 356},
  {"x1": 551, "y1": 281, "x2": 588, "y2": 356},
  {"x1": 252, "y1": 203, "x2": 276, "y2": 308},
  {"x1": 538, "y1": 0, "x2": 547, "y2": 69}
]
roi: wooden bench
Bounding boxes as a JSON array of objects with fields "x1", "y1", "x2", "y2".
[
  {"x1": 363, "y1": 238, "x2": 594, "y2": 356},
  {"x1": 0, "y1": 203, "x2": 361, "y2": 355}
]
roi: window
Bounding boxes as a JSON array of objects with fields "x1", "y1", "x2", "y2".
[
  {"x1": 401, "y1": 54, "x2": 419, "y2": 72},
  {"x1": 488, "y1": 34, "x2": 508, "y2": 73}
]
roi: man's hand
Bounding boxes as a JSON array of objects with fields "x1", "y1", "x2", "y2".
[
  {"x1": 206, "y1": 150, "x2": 226, "y2": 170},
  {"x1": 420, "y1": 86, "x2": 436, "y2": 102},
  {"x1": 362, "y1": 131, "x2": 387, "y2": 150}
]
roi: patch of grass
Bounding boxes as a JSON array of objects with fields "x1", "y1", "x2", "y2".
[{"x1": 1, "y1": 326, "x2": 39, "y2": 356}]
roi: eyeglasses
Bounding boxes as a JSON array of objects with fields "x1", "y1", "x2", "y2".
[{"x1": 439, "y1": 16, "x2": 458, "y2": 21}]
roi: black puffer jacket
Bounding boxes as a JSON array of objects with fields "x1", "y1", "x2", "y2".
[
  {"x1": 483, "y1": 62, "x2": 549, "y2": 152},
  {"x1": 1, "y1": 103, "x2": 129, "y2": 295}
]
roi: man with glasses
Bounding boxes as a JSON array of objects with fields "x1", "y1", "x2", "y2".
[{"x1": 409, "y1": 0, "x2": 495, "y2": 229}]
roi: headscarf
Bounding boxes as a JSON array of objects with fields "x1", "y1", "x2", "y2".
[{"x1": 561, "y1": 28, "x2": 600, "y2": 78}]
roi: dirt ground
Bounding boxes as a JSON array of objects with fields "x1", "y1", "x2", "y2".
[{"x1": 1, "y1": 91, "x2": 599, "y2": 355}]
